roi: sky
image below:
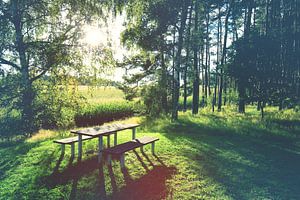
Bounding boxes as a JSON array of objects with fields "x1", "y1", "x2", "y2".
[{"x1": 82, "y1": 13, "x2": 127, "y2": 82}]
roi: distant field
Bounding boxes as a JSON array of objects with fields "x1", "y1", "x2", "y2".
[{"x1": 77, "y1": 86, "x2": 125, "y2": 104}]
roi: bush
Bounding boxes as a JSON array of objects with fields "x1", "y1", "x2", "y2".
[
  {"x1": 0, "y1": 110, "x2": 23, "y2": 139},
  {"x1": 141, "y1": 84, "x2": 170, "y2": 116},
  {"x1": 75, "y1": 101, "x2": 137, "y2": 127},
  {"x1": 33, "y1": 79, "x2": 84, "y2": 129}
]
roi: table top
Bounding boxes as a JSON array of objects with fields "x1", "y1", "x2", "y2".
[{"x1": 71, "y1": 123, "x2": 140, "y2": 137}]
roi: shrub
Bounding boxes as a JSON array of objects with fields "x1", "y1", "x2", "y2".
[
  {"x1": 34, "y1": 79, "x2": 84, "y2": 129},
  {"x1": 140, "y1": 84, "x2": 170, "y2": 116},
  {"x1": 0, "y1": 110, "x2": 23, "y2": 139}
]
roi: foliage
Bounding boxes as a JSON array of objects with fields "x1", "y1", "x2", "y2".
[
  {"x1": 0, "y1": 109, "x2": 22, "y2": 139},
  {"x1": 140, "y1": 84, "x2": 171, "y2": 116},
  {"x1": 0, "y1": 0, "x2": 117, "y2": 133},
  {"x1": 33, "y1": 78, "x2": 84, "y2": 129}
]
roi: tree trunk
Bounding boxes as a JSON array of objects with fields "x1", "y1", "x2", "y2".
[
  {"x1": 183, "y1": 4, "x2": 193, "y2": 112},
  {"x1": 172, "y1": 3, "x2": 188, "y2": 120},
  {"x1": 13, "y1": 2, "x2": 35, "y2": 133},
  {"x1": 160, "y1": 51, "x2": 168, "y2": 113},
  {"x1": 204, "y1": 6, "x2": 210, "y2": 98},
  {"x1": 238, "y1": 84, "x2": 246, "y2": 113},
  {"x1": 192, "y1": 0, "x2": 200, "y2": 114},
  {"x1": 238, "y1": 0, "x2": 254, "y2": 113},
  {"x1": 257, "y1": 101, "x2": 261, "y2": 111},
  {"x1": 261, "y1": 103, "x2": 264, "y2": 119},
  {"x1": 218, "y1": 2, "x2": 231, "y2": 111}
]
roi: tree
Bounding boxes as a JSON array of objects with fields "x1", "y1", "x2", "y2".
[{"x1": 0, "y1": 0, "x2": 104, "y2": 132}]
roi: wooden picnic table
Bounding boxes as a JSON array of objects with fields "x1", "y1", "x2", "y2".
[{"x1": 71, "y1": 123, "x2": 140, "y2": 162}]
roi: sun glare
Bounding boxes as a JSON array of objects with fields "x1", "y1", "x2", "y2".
[{"x1": 83, "y1": 26, "x2": 106, "y2": 46}]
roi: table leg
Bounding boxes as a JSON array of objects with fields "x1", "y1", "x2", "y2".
[
  {"x1": 152, "y1": 142, "x2": 155, "y2": 155},
  {"x1": 71, "y1": 143, "x2": 75, "y2": 158},
  {"x1": 107, "y1": 154, "x2": 112, "y2": 166},
  {"x1": 120, "y1": 154, "x2": 125, "y2": 168},
  {"x1": 132, "y1": 127, "x2": 136, "y2": 140},
  {"x1": 61, "y1": 144, "x2": 65, "y2": 155},
  {"x1": 98, "y1": 136, "x2": 103, "y2": 163},
  {"x1": 78, "y1": 135, "x2": 82, "y2": 160},
  {"x1": 107, "y1": 134, "x2": 110, "y2": 148},
  {"x1": 114, "y1": 132, "x2": 117, "y2": 146}
]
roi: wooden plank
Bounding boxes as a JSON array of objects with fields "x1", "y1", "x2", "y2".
[
  {"x1": 70, "y1": 123, "x2": 140, "y2": 137},
  {"x1": 134, "y1": 136, "x2": 159, "y2": 145},
  {"x1": 53, "y1": 135, "x2": 92, "y2": 144},
  {"x1": 103, "y1": 136, "x2": 159, "y2": 155},
  {"x1": 103, "y1": 141, "x2": 142, "y2": 155}
]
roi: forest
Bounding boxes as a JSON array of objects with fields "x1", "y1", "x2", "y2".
[{"x1": 0, "y1": 0, "x2": 299, "y2": 199}]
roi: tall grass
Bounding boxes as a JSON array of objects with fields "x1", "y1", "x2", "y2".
[{"x1": 75, "y1": 101, "x2": 138, "y2": 127}]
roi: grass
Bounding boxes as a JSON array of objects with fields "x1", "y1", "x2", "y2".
[
  {"x1": 75, "y1": 86, "x2": 143, "y2": 127},
  {"x1": 0, "y1": 107, "x2": 300, "y2": 199},
  {"x1": 75, "y1": 101, "x2": 137, "y2": 127}
]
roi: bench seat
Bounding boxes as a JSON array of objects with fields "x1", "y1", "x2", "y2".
[
  {"x1": 54, "y1": 135, "x2": 93, "y2": 145},
  {"x1": 54, "y1": 135, "x2": 93, "y2": 157},
  {"x1": 103, "y1": 136, "x2": 159, "y2": 168}
]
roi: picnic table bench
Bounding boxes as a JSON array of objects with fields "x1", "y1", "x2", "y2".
[
  {"x1": 53, "y1": 135, "x2": 92, "y2": 157},
  {"x1": 103, "y1": 136, "x2": 159, "y2": 168}
]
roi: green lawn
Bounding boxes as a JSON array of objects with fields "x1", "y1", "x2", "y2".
[{"x1": 0, "y1": 107, "x2": 300, "y2": 199}]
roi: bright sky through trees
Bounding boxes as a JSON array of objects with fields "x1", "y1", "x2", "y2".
[
  {"x1": 81, "y1": 13, "x2": 126, "y2": 81},
  {"x1": 83, "y1": 26, "x2": 106, "y2": 46}
]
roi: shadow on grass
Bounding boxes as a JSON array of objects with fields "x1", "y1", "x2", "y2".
[
  {"x1": 112, "y1": 165, "x2": 176, "y2": 200},
  {"x1": 143, "y1": 115, "x2": 300, "y2": 199},
  {"x1": 45, "y1": 157, "x2": 99, "y2": 187},
  {"x1": 0, "y1": 141, "x2": 39, "y2": 179},
  {"x1": 43, "y1": 151, "x2": 175, "y2": 200}
]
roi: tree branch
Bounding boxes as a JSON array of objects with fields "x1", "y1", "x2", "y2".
[
  {"x1": 0, "y1": 57, "x2": 21, "y2": 71},
  {"x1": 30, "y1": 69, "x2": 48, "y2": 82}
]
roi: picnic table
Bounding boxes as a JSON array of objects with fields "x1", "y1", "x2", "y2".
[{"x1": 71, "y1": 123, "x2": 140, "y2": 162}]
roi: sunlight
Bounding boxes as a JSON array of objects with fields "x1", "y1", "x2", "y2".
[{"x1": 83, "y1": 25, "x2": 106, "y2": 46}]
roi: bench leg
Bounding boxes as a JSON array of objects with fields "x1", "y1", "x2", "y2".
[
  {"x1": 71, "y1": 143, "x2": 75, "y2": 158},
  {"x1": 140, "y1": 146, "x2": 144, "y2": 153},
  {"x1": 61, "y1": 144, "x2": 65, "y2": 155},
  {"x1": 132, "y1": 127, "x2": 136, "y2": 140},
  {"x1": 114, "y1": 132, "x2": 117, "y2": 146},
  {"x1": 107, "y1": 135, "x2": 110, "y2": 148},
  {"x1": 98, "y1": 136, "x2": 103, "y2": 163},
  {"x1": 107, "y1": 154, "x2": 112, "y2": 166},
  {"x1": 78, "y1": 135, "x2": 82, "y2": 160},
  {"x1": 120, "y1": 154, "x2": 125, "y2": 168},
  {"x1": 151, "y1": 142, "x2": 155, "y2": 155}
]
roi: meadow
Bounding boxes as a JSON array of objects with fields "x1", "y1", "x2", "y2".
[
  {"x1": 0, "y1": 105, "x2": 299, "y2": 200},
  {"x1": 77, "y1": 86, "x2": 125, "y2": 104},
  {"x1": 75, "y1": 86, "x2": 139, "y2": 127}
]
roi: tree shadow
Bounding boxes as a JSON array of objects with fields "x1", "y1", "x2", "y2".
[
  {"x1": 112, "y1": 165, "x2": 176, "y2": 200},
  {"x1": 44, "y1": 157, "x2": 99, "y2": 187},
  {"x1": 52, "y1": 153, "x2": 65, "y2": 175},
  {"x1": 0, "y1": 141, "x2": 39, "y2": 179},
  {"x1": 149, "y1": 116, "x2": 300, "y2": 199}
]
